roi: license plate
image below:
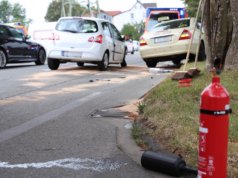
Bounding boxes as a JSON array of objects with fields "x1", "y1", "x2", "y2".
[
  {"x1": 61, "y1": 51, "x2": 82, "y2": 58},
  {"x1": 154, "y1": 36, "x2": 172, "y2": 44}
]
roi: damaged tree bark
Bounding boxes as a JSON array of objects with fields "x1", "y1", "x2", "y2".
[
  {"x1": 203, "y1": 0, "x2": 233, "y2": 70},
  {"x1": 225, "y1": 0, "x2": 238, "y2": 69}
]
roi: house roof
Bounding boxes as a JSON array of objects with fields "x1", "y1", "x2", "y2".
[
  {"x1": 101, "y1": 1, "x2": 157, "y2": 17},
  {"x1": 104, "y1": 11, "x2": 122, "y2": 17},
  {"x1": 142, "y1": 3, "x2": 157, "y2": 9}
]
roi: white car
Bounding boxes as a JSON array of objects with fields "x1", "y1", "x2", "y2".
[
  {"x1": 47, "y1": 17, "x2": 127, "y2": 70},
  {"x1": 133, "y1": 40, "x2": 139, "y2": 51},
  {"x1": 139, "y1": 18, "x2": 206, "y2": 67}
]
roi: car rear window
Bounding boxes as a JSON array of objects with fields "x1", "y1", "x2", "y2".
[
  {"x1": 151, "y1": 19, "x2": 190, "y2": 32},
  {"x1": 147, "y1": 13, "x2": 179, "y2": 31},
  {"x1": 56, "y1": 19, "x2": 98, "y2": 33}
]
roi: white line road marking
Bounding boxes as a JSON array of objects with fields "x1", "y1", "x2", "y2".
[
  {"x1": 0, "y1": 92, "x2": 101, "y2": 143},
  {"x1": 0, "y1": 157, "x2": 127, "y2": 172}
]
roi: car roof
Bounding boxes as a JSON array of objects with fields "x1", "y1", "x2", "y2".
[
  {"x1": 0, "y1": 24, "x2": 11, "y2": 27},
  {"x1": 57, "y1": 16, "x2": 110, "y2": 23}
]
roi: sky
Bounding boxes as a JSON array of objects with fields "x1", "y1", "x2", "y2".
[{"x1": 8, "y1": 0, "x2": 184, "y2": 23}]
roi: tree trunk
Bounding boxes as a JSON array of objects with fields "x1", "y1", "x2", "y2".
[
  {"x1": 203, "y1": 0, "x2": 233, "y2": 70},
  {"x1": 225, "y1": 0, "x2": 238, "y2": 69}
]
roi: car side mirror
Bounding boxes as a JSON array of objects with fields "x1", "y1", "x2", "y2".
[{"x1": 23, "y1": 35, "x2": 31, "y2": 41}]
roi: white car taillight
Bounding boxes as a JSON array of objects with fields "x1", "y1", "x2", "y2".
[
  {"x1": 139, "y1": 37, "x2": 147, "y2": 46},
  {"x1": 88, "y1": 35, "x2": 103, "y2": 44},
  {"x1": 179, "y1": 29, "x2": 191, "y2": 40}
]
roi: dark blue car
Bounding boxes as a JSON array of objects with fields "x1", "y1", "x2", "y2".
[{"x1": 0, "y1": 24, "x2": 46, "y2": 68}]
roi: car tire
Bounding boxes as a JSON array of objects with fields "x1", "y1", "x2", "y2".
[
  {"x1": 77, "y1": 62, "x2": 84, "y2": 67},
  {"x1": 125, "y1": 48, "x2": 128, "y2": 55},
  {"x1": 48, "y1": 58, "x2": 60, "y2": 70},
  {"x1": 121, "y1": 51, "x2": 127, "y2": 67},
  {"x1": 35, "y1": 48, "x2": 46, "y2": 65},
  {"x1": 172, "y1": 59, "x2": 182, "y2": 66},
  {"x1": 98, "y1": 52, "x2": 109, "y2": 71},
  {"x1": 198, "y1": 42, "x2": 206, "y2": 61},
  {"x1": 145, "y1": 60, "x2": 157, "y2": 68},
  {"x1": 0, "y1": 50, "x2": 7, "y2": 69}
]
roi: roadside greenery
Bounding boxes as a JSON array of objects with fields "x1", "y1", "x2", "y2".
[
  {"x1": 182, "y1": 0, "x2": 199, "y2": 17},
  {"x1": 121, "y1": 22, "x2": 144, "y2": 41},
  {"x1": 134, "y1": 61, "x2": 238, "y2": 177},
  {"x1": 45, "y1": 0, "x2": 89, "y2": 22},
  {"x1": 0, "y1": 0, "x2": 26, "y2": 23}
]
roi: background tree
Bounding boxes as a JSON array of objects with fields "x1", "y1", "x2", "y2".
[
  {"x1": 45, "y1": 0, "x2": 88, "y2": 22},
  {"x1": 121, "y1": 22, "x2": 144, "y2": 40},
  {"x1": 45, "y1": 0, "x2": 61, "y2": 22},
  {"x1": 0, "y1": 0, "x2": 26, "y2": 23},
  {"x1": 0, "y1": 0, "x2": 11, "y2": 23},
  {"x1": 11, "y1": 3, "x2": 26, "y2": 22},
  {"x1": 183, "y1": 0, "x2": 199, "y2": 17}
]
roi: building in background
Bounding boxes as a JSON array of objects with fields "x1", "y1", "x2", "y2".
[{"x1": 100, "y1": 1, "x2": 157, "y2": 31}]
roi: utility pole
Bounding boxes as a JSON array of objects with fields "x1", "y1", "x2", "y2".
[
  {"x1": 61, "y1": 0, "x2": 73, "y2": 17},
  {"x1": 96, "y1": 0, "x2": 100, "y2": 18},
  {"x1": 69, "y1": 0, "x2": 72, "y2": 16},
  {"x1": 87, "y1": 0, "x2": 92, "y2": 17},
  {"x1": 61, "y1": 0, "x2": 65, "y2": 17}
]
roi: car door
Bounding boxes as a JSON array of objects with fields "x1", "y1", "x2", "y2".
[
  {"x1": 109, "y1": 23, "x2": 125, "y2": 62},
  {"x1": 101, "y1": 22, "x2": 114, "y2": 61},
  {"x1": 8, "y1": 26, "x2": 34, "y2": 60},
  {"x1": 0, "y1": 26, "x2": 21, "y2": 59},
  {"x1": 2, "y1": 26, "x2": 31, "y2": 60}
]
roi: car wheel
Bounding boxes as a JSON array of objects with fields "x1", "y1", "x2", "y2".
[
  {"x1": 77, "y1": 62, "x2": 84, "y2": 67},
  {"x1": 121, "y1": 51, "x2": 127, "y2": 67},
  {"x1": 0, "y1": 50, "x2": 7, "y2": 69},
  {"x1": 172, "y1": 59, "x2": 182, "y2": 66},
  {"x1": 35, "y1": 48, "x2": 46, "y2": 65},
  {"x1": 198, "y1": 42, "x2": 206, "y2": 61},
  {"x1": 48, "y1": 58, "x2": 60, "y2": 70},
  {"x1": 145, "y1": 60, "x2": 157, "y2": 68},
  {"x1": 98, "y1": 52, "x2": 109, "y2": 71}
]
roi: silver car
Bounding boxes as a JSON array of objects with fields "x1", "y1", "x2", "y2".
[{"x1": 47, "y1": 17, "x2": 127, "y2": 70}]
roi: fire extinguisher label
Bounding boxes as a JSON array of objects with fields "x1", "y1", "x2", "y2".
[
  {"x1": 199, "y1": 126, "x2": 208, "y2": 133},
  {"x1": 225, "y1": 104, "x2": 230, "y2": 110},
  {"x1": 199, "y1": 126, "x2": 208, "y2": 153}
]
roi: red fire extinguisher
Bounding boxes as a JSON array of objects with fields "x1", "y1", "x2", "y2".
[{"x1": 198, "y1": 75, "x2": 231, "y2": 178}]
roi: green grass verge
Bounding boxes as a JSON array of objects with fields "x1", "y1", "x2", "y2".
[{"x1": 137, "y1": 61, "x2": 238, "y2": 177}]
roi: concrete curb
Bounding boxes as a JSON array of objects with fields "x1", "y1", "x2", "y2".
[{"x1": 115, "y1": 120, "x2": 144, "y2": 165}]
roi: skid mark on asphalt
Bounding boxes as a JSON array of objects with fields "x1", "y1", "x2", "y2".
[
  {"x1": 0, "y1": 92, "x2": 101, "y2": 143},
  {"x1": 0, "y1": 157, "x2": 127, "y2": 172}
]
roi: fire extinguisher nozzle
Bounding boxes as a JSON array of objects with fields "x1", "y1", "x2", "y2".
[{"x1": 181, "y1": 166, "x2": 198, "y2": 175}]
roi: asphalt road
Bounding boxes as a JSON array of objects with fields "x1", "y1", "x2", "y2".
[{"x1": 0, "y1": 52, "x2": 173, "y2": 178}]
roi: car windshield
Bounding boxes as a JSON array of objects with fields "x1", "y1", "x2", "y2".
[
  {"x1": 56, "y1": 19, "x2": 98, "y2": 33},
  {"x1": 150, "y1": 19, "x2": 190, "y2": 32}
]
